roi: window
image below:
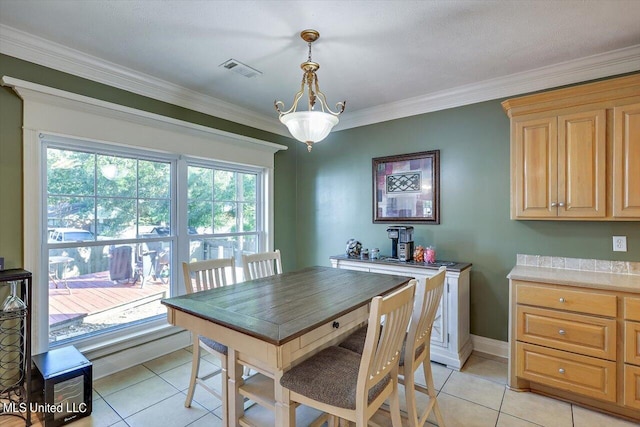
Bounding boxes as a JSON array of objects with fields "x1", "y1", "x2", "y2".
[
  {"x1": 45, "y1": 141, "x2": 175, "y2": 345},
  {"x1": 187, "y1": 164, "x2": 262, "y2": 279},
  {"x1": 43, "y1": 137, "x2": 268, "y2": 348},
  {"x1": 11, "y1": 76, "x2": 285, "y2": 358}
]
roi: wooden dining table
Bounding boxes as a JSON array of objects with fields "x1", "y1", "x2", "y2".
[{"x1": 161, "y1": 265, "x2": 412, "y2": 426}]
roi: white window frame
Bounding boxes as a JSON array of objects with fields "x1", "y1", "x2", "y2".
[
  {"x1": 3, "y1": 76, "x2": 286, "y2": 359},
  {"x1": 183, "y1": 160, "x2": 266, "y2": 271},
  {"x1": 43, "y1": 135, "x2": 179, "y2": 348}
]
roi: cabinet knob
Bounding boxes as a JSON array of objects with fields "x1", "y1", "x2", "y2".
[
  {"x1": 559, "y1": 297, "x2": 565, "y2": 303},
  {"x1": 551, "y1": 202, "x2": 558, "y2": 207},
  {"x1": 558, "y1": 202, "x2": 565, "y2": 207},
  {"x1": 558, "y1": 329, "x2": 566, "y2": 335},
  {"x1": 559, "y1": 368, "x2": 565, "y2": 374},
  {"x1": 332, "y1": 321, "x2": 340, "y2": 329}
]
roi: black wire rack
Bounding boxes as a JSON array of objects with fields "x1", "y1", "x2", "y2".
[{"x1": 0, "y1": 270, "x2": 32, "y2": 426}]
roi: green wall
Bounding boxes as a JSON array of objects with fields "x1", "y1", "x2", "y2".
[
  {"x1": 0, "y1": 54, "x2": 298, "y2": 271},
  {"x1": 2, "y1": 53, "x2": 639, "y2": 343},
  {"x1": 295, "y1": 97, "x2": 640, "y2": 342}
]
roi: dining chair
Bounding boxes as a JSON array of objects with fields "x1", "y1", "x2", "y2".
[
  {"x1": 338, "y1": 268, "x2": 447, "y2": 427},
  {"x1": 242, "y1": 249, "x2": 282, "y2": 280},
  {"x1": 182, "y1": 258, "x2": 237, "y2": 426},
  {"x1": 279, "y1": 280, "x2": 416, "y2": 427},
  {"x1": 401, "y1": 267, "x2": 447, "y2": 427}
]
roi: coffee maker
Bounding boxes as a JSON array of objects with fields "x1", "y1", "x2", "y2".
[{"x1": 386, "y1": 226, "x2": 414, "y2": 261}]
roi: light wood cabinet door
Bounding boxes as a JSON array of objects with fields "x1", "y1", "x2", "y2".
[
  {"x1": 625, "y1": 321, "x2": 640, "y2": 366},
  {"x1": 512, "y1": 117, "x2": 558, "y2": 218},
  {"x1": 624, "y1": 364, "x2": 640, "y2": 409},
  {"x1": 557, "y1": 110, "x2": 606, "y2": 218},
  {"x1": 512, "y1": 110, "x2": 606, "y2": 219},
  {"x1": 613, "y1": 102, "x2": 640, "y2": 218}
]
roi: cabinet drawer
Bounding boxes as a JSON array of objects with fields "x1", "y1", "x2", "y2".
[
  {"x1": 625, "y1": 297, "x2": 640, "y2": 322},
  {"x1": 517, "y1": 305, "x2": 616, "y2": 360},
  {"x1": 624, "y1": 364, "x2": 640, "y2": 410},
  {"x1": 625, "y1": 321, "x2": 640, "y2": 366},
  {"x1": 299, "y1": 305, "x2": 368, "y2": 349},
  {"x1": 516, "y1": 342, "x2": 616, "y2": 402},
  {"x1": 516, "y1": 282, "x2": 616, "y2": 317}
]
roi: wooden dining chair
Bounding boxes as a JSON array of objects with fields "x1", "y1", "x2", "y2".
[
  {"x1": 242, "y1": 249, "x2": 282, "y2": 280},
  {"x1": 182, "y1": 258, "x2": 236, "y2": 426},
  {"x1": 338, "y1": 268, "x2": 447, "y2": 427},
  {"x1": 401, "y1": 267, "x2": 447, "y2": 427},
  {"x1": 280, "y1": 280, "x2": 416, "y2": 427}
]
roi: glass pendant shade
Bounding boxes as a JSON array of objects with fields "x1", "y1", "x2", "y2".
[
  {"x1": 280, "y1": 111, "x2": 338, "y2": 149},
  {"x1": 275, "y1": 30, "x2": 345, "y2": 152}
]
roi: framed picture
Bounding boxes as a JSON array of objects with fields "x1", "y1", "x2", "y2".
[{"x1": 372, "y1": 150, "x2": 440, "y2": 223}]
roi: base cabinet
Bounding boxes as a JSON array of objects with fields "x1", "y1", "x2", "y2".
[
  {"x1": 330, "y1": 256, "x2": 472, "y2": 370},
  {"x1": 509, "y1": 274, "x2": 640, "y2": 421}
]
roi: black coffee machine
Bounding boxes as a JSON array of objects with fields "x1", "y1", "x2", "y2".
[{"x1": 386, "y1": 226, "x2": 414, "y2": 261}]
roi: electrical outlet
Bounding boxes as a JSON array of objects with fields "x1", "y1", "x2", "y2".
[{"x1": 613, "y1": 236, "x2": 627, "y2": 252}]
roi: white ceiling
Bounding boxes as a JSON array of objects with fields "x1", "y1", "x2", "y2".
[{"x1": 1, "y1": 0, "x2": 639, "y2": 137}]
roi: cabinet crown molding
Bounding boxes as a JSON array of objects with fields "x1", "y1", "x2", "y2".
[{"x1": 502, "y1": 73, "x2": 640, "y2": 118}]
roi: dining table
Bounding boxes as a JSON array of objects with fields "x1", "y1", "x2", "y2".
[{"x1": 161, "y1": 265, "x2": 412, "y2": 426}]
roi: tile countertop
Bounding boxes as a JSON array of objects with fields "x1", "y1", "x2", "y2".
[{"x1": 508, "y1": 264, "x2": 640, "y2": 294}]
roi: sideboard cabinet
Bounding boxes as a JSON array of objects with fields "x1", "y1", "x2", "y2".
[
  {"x1": 502, "y1": 74, "x2": 640, "y2": 220},
  {"x1": 330, "y1": 255, "x2": 472, "y2": 370}
]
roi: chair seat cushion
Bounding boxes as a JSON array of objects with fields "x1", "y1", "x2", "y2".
[
  {"x1": 338, "y1": 325, "x2": 369, "y2": 354},
  {"x1": 280, "y1": 346, "x2": 390, "y2": 410},
  {"x1": 338, "y1": 326, "x2": 424, "y2": 367},
  {"x1": 199, "y1": 335, "x2": 228, "y2": 355}
]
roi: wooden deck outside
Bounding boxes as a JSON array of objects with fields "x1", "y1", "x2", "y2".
[{"x1": 49, "y1": 271, "x2": 169, "y2": 327}]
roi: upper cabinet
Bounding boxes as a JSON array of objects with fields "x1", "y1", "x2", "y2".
[
  {"x1": 503, "y1": 74, "x2": 640, "y2": 220},
  {"x1": 613, "y1": 102, "x2": 640, "y2": 218}
]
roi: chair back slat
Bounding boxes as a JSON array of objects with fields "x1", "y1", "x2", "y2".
[
  {"x1": 357, "y1": 280, "x2": 416, "y2": 408},
  {"x1": 182, "y1": 258, "x2": 236, "y2": 294},
  {"x1": 406, "y1": 267, "x2": 446, "y2": 372},
  {"x1": 242, "y1": 250, "x2": 282, "y2": 280}
]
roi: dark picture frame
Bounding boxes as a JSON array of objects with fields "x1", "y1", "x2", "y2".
[{"x1": 372, "y1": 150, "x2": 440, "y2": 224}]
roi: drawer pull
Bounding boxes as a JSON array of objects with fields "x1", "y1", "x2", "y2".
[
  {"x1": 332, "y1": 321, "x2": 340, "y2": 329},
  {"x1": 559, "y1": 297, "x2": 565, "y2": 303},
  {"x1": 559, "y1": 368, "x2": 565, "y2": 374},
  {"x1": 558, "y1": 329, "x2": 566, "y2": 335}
]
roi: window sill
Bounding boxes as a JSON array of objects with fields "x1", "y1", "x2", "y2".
[{"x1": 67, "y1": 318, "x2": 185, "y2": 360}]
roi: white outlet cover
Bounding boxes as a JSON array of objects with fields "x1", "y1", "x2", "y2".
[{"x1": 613, "y1": 236, "x2": 627, "y2": 252}]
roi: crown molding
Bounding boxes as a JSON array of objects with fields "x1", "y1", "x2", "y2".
[
  {"x1": 336, "y1": 44, "x2": 640, "y2": 131},
  {"x1": 2, "y1": 24, "x2": 639, "y2": 134},
  {"x1": 1, "y1": 76, "x2": 288, "y2": 154},
  {"x1": 0, "y1": 24, "x2": 289, "y2": 137}
]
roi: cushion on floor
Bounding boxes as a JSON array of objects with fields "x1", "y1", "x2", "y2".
[
  {"x1": 279, "y1": 346, "x2": 390, "y2": 410},
  {"x1": 199, "y1": 335, "x2": 228, "y2": 355}
]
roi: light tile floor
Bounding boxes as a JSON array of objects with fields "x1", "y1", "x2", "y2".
[{"x1": 3, "y1": 350, "x2": 638, "y2": 427}]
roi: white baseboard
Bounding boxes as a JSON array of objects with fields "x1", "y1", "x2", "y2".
[
  {"x1": 471, "y1": 334, "x2": 508, "y2": 359},
  {"x1": 90, "y1": 330, "x2": 191, "y2": 379}
]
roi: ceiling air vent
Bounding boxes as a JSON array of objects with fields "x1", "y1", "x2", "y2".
[{"x1": 220, "y1": 59, "x2": 262, "y2": 78}]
